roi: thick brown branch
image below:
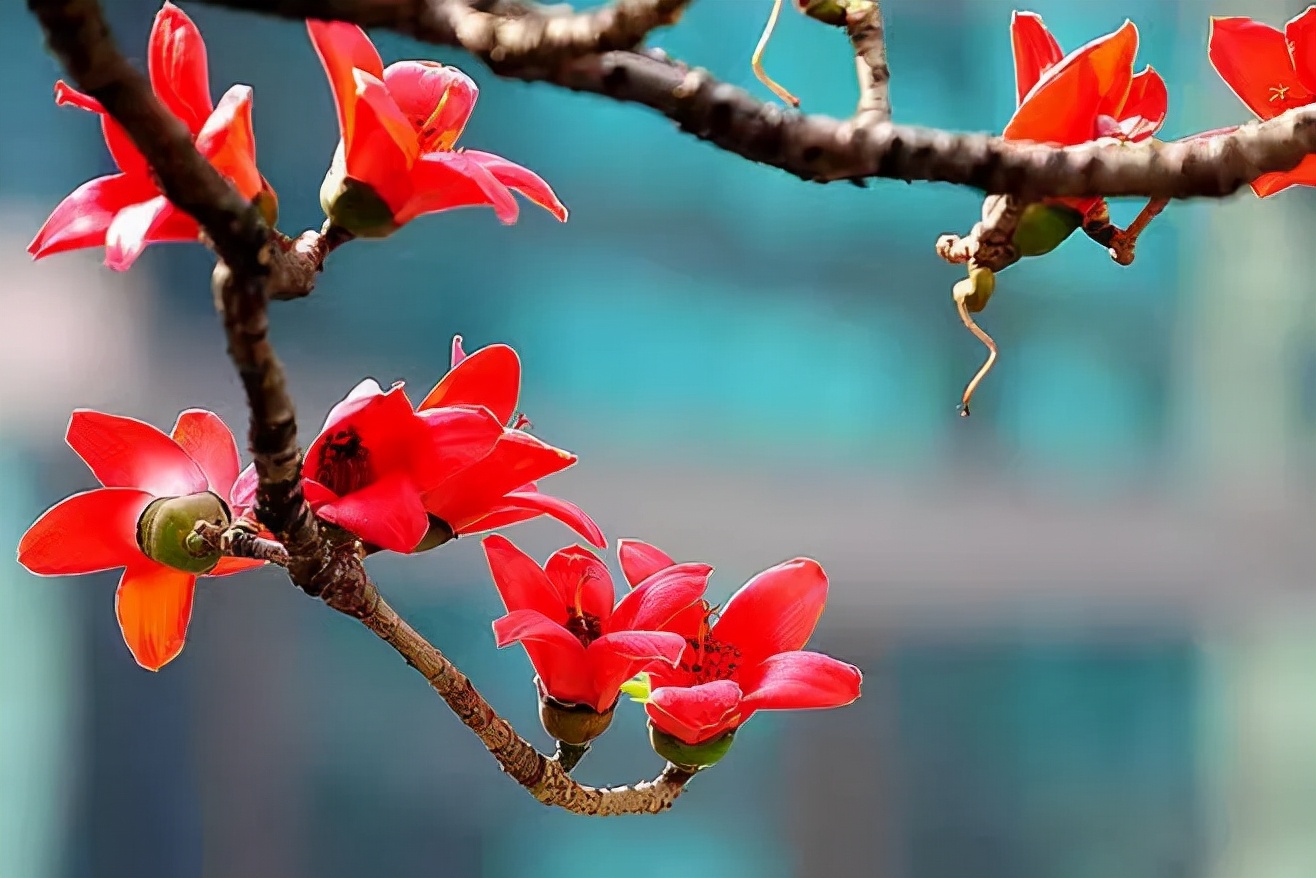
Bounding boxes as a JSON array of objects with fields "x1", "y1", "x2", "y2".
[
  {"x1": 846, "y1": 0, "x2": 890, "y2": 126},
  {"x1": 189, "y1": 0, "x2": 1316, "y2": 199}
]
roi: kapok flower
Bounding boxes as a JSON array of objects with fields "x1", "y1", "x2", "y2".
[
  {"x1": 1004, "y1": 12, "x2": 1167, "y2": 240},
  {"x1": 28, "y1": 2, "x2": 269, "y2": 271},
  {"x1": 1208, "y1": 9, "x2": 1316, "y2": 196},
  {"x1": 416, "y1": 336, "x2": 604, "y2": 549},
  {"x1": 232, "y1": 379, "x2": 505, "y2": 554},
  {"x1": 17, "y1": 409, "x2": 262, "y2": 670},
  {"x1": 307, "y1": 20, "x2": 567, "y2": 237},
  {"x1": 485, "y1": 535, "x2": 712, "y2": 725},
  {"x1": 625, "y1": 540, "x2": 862, "y2": 752}
]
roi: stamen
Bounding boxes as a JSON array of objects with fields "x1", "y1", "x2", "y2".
[
  {"x1": 418, "y1": 90, "x2": 453, "y2": 151},
  {"x1": 752, "y1": 0, "x2": 801, "y2": 107}
]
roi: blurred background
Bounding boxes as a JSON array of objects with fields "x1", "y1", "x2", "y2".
[{"x1": 2, "y1": 0, "x2": 1315, "y2": 876}]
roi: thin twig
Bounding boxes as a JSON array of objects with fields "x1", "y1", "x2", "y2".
[
  {"x1": 846, "y1": 0, "x2": 890, "y2": 125},
  {"x1": 1083, "y1": 198, "x2": 1170, "y2": 265},
  {"x1": 194, "y1": 521, "x2": 293, "y2": 567}
]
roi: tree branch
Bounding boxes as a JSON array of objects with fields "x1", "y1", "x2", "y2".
[
  {"x1": 188, "y1": 0, "x2": 1316, "y2": 200},
  {"x1": 30, "y1": 0, "x2": 694, "y2": 816},
  {"x1": 846, "y1": 0, "x2": 890, "y2": 126}
]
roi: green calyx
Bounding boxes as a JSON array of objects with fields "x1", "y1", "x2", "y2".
[
  {"x1": 648, "y1": 724, "x2": 736, "y2": 770},
  {"x1": 1012, "y1": 202, "x2": 1083, "y2": 258},
  {"x1": 136, "y1": 492, "x2": 230, "y2": 574},
  {"x1": 539, "y1": 694, "x2": 616, "y2": 746},
  {"x1": 795, "y1": 0, "x2": 850, "y2": 26},
  {"x1": 413, "y1": 516, "x2": 456, "y2": 553},
  {"x1": 319, "y1": 156, "x2": 399, "y2": 239}
]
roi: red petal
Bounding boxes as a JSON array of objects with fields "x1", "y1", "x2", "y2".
[
  {"x1": 1004, "y1": 20, "x2": 1138, "y2": 145},
  {"x1": 303, "y1": 380, "x2": 415, "y2": 486},
  {"x1": 450, "y1": 334, "x2": 468, "y2": 368},
  {"x1": 170, "y1": 409, "x2": 241, "y2": 498},
  {"x1": 394, "y1": 150, "x2": 519, "y2": 225},
  {"x1": 230, "y1": 462, "x2": 256, "y2": 512},
  {"x1": 460, "y1": 489, "x2": 605, "y2": 548},
  {"x1": 209, "y1": 556, "x2": 265, "y2": 576},
  {"x1": 1118, "y1": 66, "x2": 1168, "y2": 141},
  {"x1": 1010, "y1": 11, "x2": 1064, "y2": 105},
  {"x1": 346, "y1": 70, "x2": 418, "y2": 211},
  {"x1": 463, "y1": 150, "x2": 568, "y2": 222},
  {"x1": 28, "y1": 174, "x2": 155, "y2": 260},
  {"x1": 18, "y1": 488, "x2": 152, "y2": 576},
  {"x1": 316, "y1": 470, "x2": 428, "y2": 553},
  {"x1": 545, "y1": 545, "x2": 615, "y2": 624},
  {"x1": 587, "y1": 631, "x2": 688, "y2": 713},
  {"x1": 492, "y1": 608, "x2": 594, "y2": 706},
  {"x1": 104, "y1": 196, "x2": 189, "y2": 271},
  {"x1": 194, "y1": 85, "x2": 263, "y2": 199},
  {"x1": 382, "y1": 61, "x2": 478, "y2": 146},
  {"x1": 1209, "y1": 16, "x2": 1310, "y2": 119},
  {"x1": 1288, "y1": 7, "x2": 1316, "y2": 93},
  {"x1": 115, "y1": 560, "x2": 197, "y2": 671},
  {"x1": 54, "y1": 81, "x2": 150, "y2": 178},
  {"x1": 307, "y1": 19, "x2": 385, "y2": 141},
  {"x1": 67, "y1": 410, "x2": 208, "y2": 496},
  {"x1": 148, "y1": 2, "x2": 214, "y2": 133},
  {"x1": 738, "y1": 650, "x2": 863, "y2": 714},
  {"x1": 418, "y1": 342, "x2": 521, "y2": 423},
  {"x1": 646, "y1": 680, "x2": 743, "y2": 745},
  {"x1": 411, "y1": 405, "x2": 508, "y2": 490},
  {"x1": 482, "y1": 534, "x2": 566, "y2": 620},
  {"x1": 609, "y1": 562, "x2": 712, "y2": 633},
  {"x1": 618, "y1": 539, "x2": 676, "y2": 588},
  {"x1": 1251, "y1": 152, "x2": 1316, "y2": 195},
  {"x1": 713, "y1": 558, "x2": 828, "y2": 666},
  {"x1": 423, "y1": 431, "x2": 576, "y2": 528}
]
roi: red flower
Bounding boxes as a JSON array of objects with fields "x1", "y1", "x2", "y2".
[
  {"x1": 417, "y1": 337, "x2": 604, "y2": 548},
  {"x1": 233, "y1": 379, "x2": 505, "y2": 554},
  {"x1": 307, "y1": 20, "x2": 566, "y2": 235},
  {"x1": 484, "y1": 535, "x2": 712, "y2": 713},
  {"x1": 623, "y1": 541, "x2": 862, "y2": 746},
  {"x1": 1208, "y1": 9, "x2": 1316, "y2": 196},
  {"x1": 28, "y1": 2, "x2": 266, "y2": 271},
  {"x1": 17, "y1": 409, "x2": 262, "y2": 670},
  {"x1": 1005, "y1": 12, "x2": 1167, "y2": 219}
]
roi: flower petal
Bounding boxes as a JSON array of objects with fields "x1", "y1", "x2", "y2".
[
  {"x1": 610, "y1": 562, "x2": 712, "y2": 633},
  {"x1": 316, "y1": 470, "x2": 428, "y2": 553},
  {"x1": 209, "y1": 556, "x2": 265, "y2": 576},
  {"x1": 646, "y1": 680, "x2": 744, "y2": 746},
  {"x1": 394, "y1": 150, "x2": 520, "y2": 225},
  {"x1": 738, "y1": 650, "x2": 863, "y2": 714},
  {"x1": 618, "y1": 539, "x2": 677, "y2": 589},
  {"x1": 67, "y1": 410, "x2": 208, "y2": 496},
  {"x1": 492, "y1": 608, "x2": 594, "y2": 705},
  {"x1": 230, "y1": 463, "x2": 257, "y2": 512},
  {"x1": 482, "y1": 534, "x2": 566, "y2": 620},
  {"x1": 1209, "y1": 16, "x2": 1310, "y2": 120},
  {"x1": 588, "y1": 630, "x2": 688, "y2": 712},
  {"x1": 18, "y1": 488, "x2": 153, "y2": 576},
  {"x1": 463, "y1": 150, "x2": 568, "y2": 222},
  {"x1": 410, "y1": 405, "x2": 509, "y2": 490},
  {"x1": 382, "y1": 60, "x2": 478, "y2": 147},
  {"x1": 713, "y1": 558, "x2": 828, "y2": 665},
  {"x1": 115, "y1": 560, "x2": 197, "y2": 671},
  {"x1": 423, "y1": 430, "x2": 577, "y2": 529},
  {"x1": 303, "y1": 380, "x2": 415, "y2": 491},
  {"x1": 1010, "y1": 11, "x2": 1064, "y2": 105},
  {"x1": 194, "y1": 84, "x2": 263, "y2": 199},
  {"x1": 1251, "y1": 152, "x2": 1316, "y2": 196},
  {"x1": 460, "y1": 489, "x2": 605, "y2": 548},
  {"x1": 1005, "y1": 20, "x2": 1138, "y2": 144},
  {"x1": 148, "y1": 1, "x2": 214, "y2": 133},
  {"x1": 28, "y1": 174, "x2": 155, "y2": 261},
  {"x1": 346, "y1": 69, "x2": 419, "y2": 211},
  {"x1": 53, "y1": 81, "x2": 150, "y2": 178},
  {"x1": 170, "y1": 409, "x2": 241, "y2": 498},
  {"x1": 418, "y1": 342, "x2": 521, "y2": 424},
  {"x1": 545, "y1": 545, "x2": 614, "y2": 623},
  {"x1": 1118, "y1": 66, "x2": 1167, "y2": 141},
  {"x1": 104, "y1": 195, "x2": 190, "y2": 271},
  {"x1": 307, "y1": 19, "x2": 385, "y2": 141},
  {"x1": 1289, "y1": 7, "x2": 1316, "y2": 94},
  {"x1": 450, "y1": 334, "x2": 468, "y2": 368}
]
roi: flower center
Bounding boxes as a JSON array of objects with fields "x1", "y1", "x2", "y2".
[
  {"x1": 563, "y1": 570, "x2": 604, "y2": 648},
  {"x1": 415, "y1": 91, "x2": 460, "y2": 153},
  {"x1": 313, "y1": 427, "x2": 374, "y2": 495},
  {"x1": 1268, "y1": 83, "x2": 1307, "y2": 112},
  {"x1": 680, "y1": 633, "x2": 743, "y2": 684}
]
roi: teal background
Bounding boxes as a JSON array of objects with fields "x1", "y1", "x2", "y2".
[{"x1": 1, "y1": 1, "x2": 1314, "y2": 877}]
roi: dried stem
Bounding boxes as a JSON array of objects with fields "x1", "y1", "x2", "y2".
[
  {"x1": 1084, "y1": 197, "x2": 1171, "y2": 266},
  {"x1": 847, "y1": 0, "x2": 890, "y2": 125},
  {"x1": 935, "y1": 194, "x2": 1027, "y2": 273}
]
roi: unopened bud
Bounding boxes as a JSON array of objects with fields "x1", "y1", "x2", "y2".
[
  {"x1": 136, "y1": 492, "x2": 230, "y2": 574},
  {"x1": 253, "y1": 174, "x2": 279, "y2": 227},
  {"x1": 540, "y1": 692, "x2": 615, "y2": 745},
  {"x1": 1012, "y1": 202, "x2": 1083, "y2": 257},
  {"x1": 648, "y1": 724, "x2": 736, "y2": 770},
  {"x1": 319, "y1": 152, "x2": 399, "y2": 239},
  {"x1": 794, "y1": 0, "x2": 849, "y2": 25},
  {"x1": 952, "y1": 264, "x2": 995, "y2": 314}
]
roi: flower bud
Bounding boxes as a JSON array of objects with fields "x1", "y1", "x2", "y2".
[
  {"x1": 539, "y1": 692, "x2": 616, "y2": 745},
  {"x1": 952, "y1": 264, "x2": 995, "y2": 314},
  {"x1": 319, "y1": 150, "x2": 399, "y2": 239},
  {"x1": 794, "y1": 0, "x2": 848, "y2": 26},
  {"x1": 253, "y1": 174, "x2": 279, "y2": 228},
  {"x1": 136, "y1": 492, "x2": 230, "y2": 574},
  {"x1": 1012, "y1": 202, "x2": 1083, "y2": 257},
  {"x1": 648, "y1": 724, "x2": 736, "y2": 770}
]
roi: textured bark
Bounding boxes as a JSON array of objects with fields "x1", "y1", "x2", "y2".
[{"x1": 846, "y1": 0, "x2": 890, "y2": 126}]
